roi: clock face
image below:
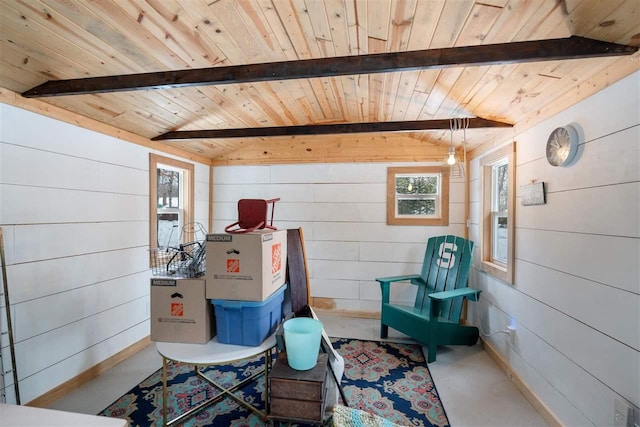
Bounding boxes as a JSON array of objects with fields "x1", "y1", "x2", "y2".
[{"x1": 546, "y1": 126, "x2": 578, "y2": 167}]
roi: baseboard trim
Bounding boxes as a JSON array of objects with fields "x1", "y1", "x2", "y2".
[
  {"x1": 26, "y1": 336, "x2": 152, "y2": 408},
  {"x1": 310, "y1": 301, "x2": 381, "y2": 320},
  {"x1": 481, "y1": 338, "x2": 563, "y2": 427}
]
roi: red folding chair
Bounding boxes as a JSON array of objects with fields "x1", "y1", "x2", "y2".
[{"x1": 225, "y1": 198, "x2": 280, "y2": 234}]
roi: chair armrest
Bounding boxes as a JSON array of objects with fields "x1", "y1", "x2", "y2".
[
  {"x1": 377, "y1": 275, "x2": 423, "y2": 305},
  {"x1": 375, "y1": 274, "x2": 421, "y2": 284},
  {"x1": 429, "y1": 287, "x2": 481, "y2": 302}
]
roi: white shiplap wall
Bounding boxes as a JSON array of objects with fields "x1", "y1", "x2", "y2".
[
  {"x1": 0, "y1": 104, "x2": 209, "y2": 403},
  {"x1": 468, "y1": 71, "x2": 640, "y2": 427},
  {"x1": 212, "y1": 162, "x2": 467, "y2": 313}
]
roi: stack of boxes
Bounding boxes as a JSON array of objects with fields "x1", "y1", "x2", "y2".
[
  {"x1": 150, "y1": 229, "x2": 288, "y2": 345},
  {"x1": 206, "y1": 230, "x2": 288, "y2": 345}
]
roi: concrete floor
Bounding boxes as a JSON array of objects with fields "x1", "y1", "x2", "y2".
[{"x1": 47, "y1": 313, "x2": 548, "y2": 427}]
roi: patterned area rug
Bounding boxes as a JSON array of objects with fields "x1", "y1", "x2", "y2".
[{"x1": 100, "y1": 338, "x2": 450, "y2": 427}]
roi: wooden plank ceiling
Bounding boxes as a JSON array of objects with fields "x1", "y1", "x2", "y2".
[{"x1": 1, "y1": 0, "x2": 639, "y2": 165}]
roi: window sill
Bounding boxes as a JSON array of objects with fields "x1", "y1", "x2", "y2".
[
  {"x1": 481, "y1": 260, "x2": 512, "y2": 284},
  {"x1": 387, "y1": 217, "x2": 449, "y2": 226}
]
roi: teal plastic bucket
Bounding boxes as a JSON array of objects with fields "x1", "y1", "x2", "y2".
[{"x1": 283, "y1": 317, "x2": 323, "y2": 370}]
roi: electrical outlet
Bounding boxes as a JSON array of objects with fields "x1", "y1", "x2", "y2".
[{"x1": 507, "y1": 325, "x2": 516, "y2": 345}]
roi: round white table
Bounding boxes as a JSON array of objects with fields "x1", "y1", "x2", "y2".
[{"x1": 156, "y1": 334, "x2": 277, "y2": 426}]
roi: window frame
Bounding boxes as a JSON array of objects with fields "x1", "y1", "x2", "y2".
[
  {"x1": 149, "y1": 154, "x2": 194, "y2": 250},
  {"x1": 480, "y1": 143, "x2": 515, "y2": 284},
  {"x1": 387, "y1": 166, "x2": 449, "y2": 226}
]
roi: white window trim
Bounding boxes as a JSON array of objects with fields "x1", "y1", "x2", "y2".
[
  {"x1": 387, "y1": 166, "x2": 449, "y2": 226},
  {"x1": 395, "y1": 172, "x2": 441, "y2": 219},
  {"x1": 480, "y1": 143, "x2": 515, "y2": 284}
]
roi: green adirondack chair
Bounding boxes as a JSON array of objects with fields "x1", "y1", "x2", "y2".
[{"x1": 376, "y1": 235, "x2": 480, "y2": 363}]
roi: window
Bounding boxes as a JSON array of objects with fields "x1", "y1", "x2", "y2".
[
  {"x1": 149, "y1": 154, "x2": 194, "y2": 249},
  {"x1": 480, "y1": 143, "x2": 515, "y2": 283},
  {"x1": 387, "y1": 166, "x2": 449, "y2": 226}
]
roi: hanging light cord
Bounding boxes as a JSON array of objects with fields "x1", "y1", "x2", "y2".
[
  {"x1": 449, "y1": 118, "x2": 458, "y2": 152},
  {"x1": 447, "y1": 118, "x2": 470, "y2": 165},
  {"x1": 462, "y1": 117, "x2": 468, "y2": 165},
  {"x1": 447, "y1": 119, "x2": 457, "y2": 165}
]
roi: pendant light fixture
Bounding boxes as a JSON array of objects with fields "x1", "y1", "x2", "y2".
[{"x1": 442, "y1": 118, "x2": 468, "y2": 179}]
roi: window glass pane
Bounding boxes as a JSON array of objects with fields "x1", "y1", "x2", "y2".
[
  {"x1": 398, "y1": 198, "x2": 436, "y2": 215},
  {"x1": 496, "y1": 163, "x2": 508, "y2": 212},
  {"x1": 157, "y1": 167, "x2": 182, "y2": 248},
  {"x1": 157, "y1": 211, "x2": 181, "y2": 248},
  {"x1": 157, "y1": 168, "x2": 180, "y2": 208},
  {"x1": 493, "y1": 214, "x2": 508, "y2": 264},
  {"x1": 396, "y1": 175, "x2": 438, "y2": 195},
  {"x1": 491, "y1": 160, "x2": 508, "y2": 265}
]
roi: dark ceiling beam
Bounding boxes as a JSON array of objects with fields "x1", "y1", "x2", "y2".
[
  {"x1": 23, "y1": 36, "x2": 637, "y2": 98},
  {"x1": 152, "y1": 118, "x2": 512, "y2": 140}
]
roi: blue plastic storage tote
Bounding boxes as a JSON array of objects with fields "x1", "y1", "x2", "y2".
[{"x1": 211, "y1": 285, "x2": 286, "y2": 346}]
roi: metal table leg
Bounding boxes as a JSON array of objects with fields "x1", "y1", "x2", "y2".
[
  {"x1": 162, "y1": 356, "x2": 168, "y2": 426},
  {"x1": 162, "y1": 347, "x2": 273, "y2": 426}
]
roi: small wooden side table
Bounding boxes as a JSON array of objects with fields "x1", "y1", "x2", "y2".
[{"x1": 269, "y1": 352, "x2": 329, "y2": 425}]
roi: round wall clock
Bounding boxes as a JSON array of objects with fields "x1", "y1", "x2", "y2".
[{"x1": 546, "y1": 125, "x2": 579, "y2": 167}]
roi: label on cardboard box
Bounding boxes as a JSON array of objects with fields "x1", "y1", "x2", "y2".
[
  {"x1": 272, "y1": 243, "x2": 282, "y2": 274},
  {"x1": 207, "y1": 234, "x2": 233, "y2": 242},
  {"x1": 156, "y1": 292, "x2": 194, "y2": 324},
  {"x1": 151, "y1": 278, "x2": 177, "y2": 287},
  {"x1": 171, "y1": 302, "x2": 183, "y2": 317}
]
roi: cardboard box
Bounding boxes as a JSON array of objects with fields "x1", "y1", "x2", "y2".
[
  {"x1": 150, "y1": 278, "x2": 215, "y2": 344},
  {"x1": 205, "y1": 229, "x2": 287, "y2": 301}
]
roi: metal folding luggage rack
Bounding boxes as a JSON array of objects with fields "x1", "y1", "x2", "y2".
[{"x1": 150, "y1": 222, "x2": 207, "y2": 278}]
